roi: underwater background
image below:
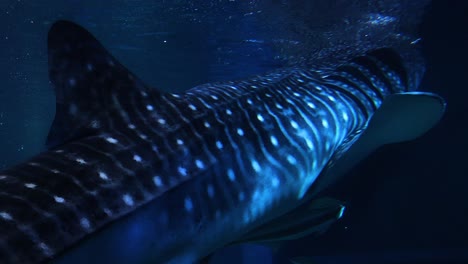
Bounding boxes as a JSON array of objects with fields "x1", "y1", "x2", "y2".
[{"x1": 0, "y1": 0, "x2": 467, "y2": 263}]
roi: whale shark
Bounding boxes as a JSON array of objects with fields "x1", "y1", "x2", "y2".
[{"x1": 0, "y1": 21, "x2": 445, "y2": 264}]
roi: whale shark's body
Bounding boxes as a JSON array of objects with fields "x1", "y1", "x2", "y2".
[{"x1": 0, "y1": 21, "x2": 445, "y2": 264}]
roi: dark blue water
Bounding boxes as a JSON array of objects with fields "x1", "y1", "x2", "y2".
[{"x1": 0, "y1": 0, "x2": 467, "y2": 263}]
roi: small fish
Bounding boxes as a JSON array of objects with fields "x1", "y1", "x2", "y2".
[{"x1": 0, "y1": 21, "x2": 444, "y2": 264}]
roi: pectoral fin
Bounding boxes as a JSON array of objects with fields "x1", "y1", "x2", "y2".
[{"x1": 233, "y1": 197, "x2": 345, "y2": 247}]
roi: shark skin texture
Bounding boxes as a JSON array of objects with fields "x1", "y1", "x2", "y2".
[{"x1": 0, "y1": 21, "x2": 445, "y2": 264}]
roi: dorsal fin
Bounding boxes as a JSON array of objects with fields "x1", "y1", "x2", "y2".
[{"x1": 46, "y1": 20, "x2": 155, "y2": 148}]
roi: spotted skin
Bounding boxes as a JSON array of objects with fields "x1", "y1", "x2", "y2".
[{"x1": 0, "y1": 21, "x2": 416, "y2": 263}]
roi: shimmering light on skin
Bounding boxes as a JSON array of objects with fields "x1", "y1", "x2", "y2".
[
  {"x1": 122, "y1": 194, "x2": 134, "y2": 206},
  {"x1": 327, "y1": 95, "x2": 336, "y2": 102},
  {"x1": 251, "y1": 160, "x2": 261, "y2": 172},
  {"x1": 54, "y1": 196, "x2": 65, "y2": 203},
  {"x1": 24, "y1": 183, "x2": 36, "y2": 189},
  {"x1": 184, "y1": 197, "x2": 193, "y2": 212},
  {"x1": 133, "y1": 155, "x2": 142, "y2": 163},
  {"x1": 227, "y1": 169, "x2": 235, "y2": 181},
  {"x1": 270, "y1": 136, "x2": 279, "y2": 147},
  {"x1": 307, "y1": 102, "x2": 316, "y2": 109},
  {"x1": 153, "y1": 176, "x2": 163, "y2": 187},
  {"x1": 322, "y1": 119, "x2": 329, "y2": 128},
  {"x1": 106, "y1": 137, "x2": 118, "y2": 144},
  {"x1": 146, "y1": 105, "x2": 154, "y2": 111},
  {"x1": 237, "y1": 128, "x2": 244, "y2": 136}
]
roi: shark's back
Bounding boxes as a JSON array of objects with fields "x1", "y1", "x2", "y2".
[{"x1": 0, "y1": 21, "x2": 444, "y2": 264}]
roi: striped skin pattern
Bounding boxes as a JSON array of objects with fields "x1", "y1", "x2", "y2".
[{"x1": 0, "y1": 21, "x2": 415, "y2": 263}]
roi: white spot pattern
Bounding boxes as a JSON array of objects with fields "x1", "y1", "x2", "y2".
[
  {"x1": 195, "y1": 159, "x2": 205, "y2": 169},
  {"x1": 99, "y1": 171, "x2": 109, "y2": 180},
  {"x1": 272, "y1": 177, "x2": 280, "y2": 188},
  {"x1": 54, "y1": 196, "x2": 65, "y2": 203},
  {"x1": 227, "y1": 168, "x2": 235, "y2": 181},
  {"x1": 207, "y1": 184, "x2": 215, "y2": 198},
  {"x1": 105, "y1": 137, "x2": 118, "y2": 144},
  {"x1": 0, "y1": 211, "x2": 13, "y2": 221},
  {"x1": 251, "y1": 160, "x2": 261, "y2": 172},
  {"x1": 270, "y1": 136, "x2": 279, "y2": 146},
  {"x1": 257, "y1": 114, "x2": 264, "y2": 122},
  {"x1": 184, "y1": 197, "x2": 193, "y2": 212},
  {"x1": 153, "y1": 176, "x2": 163, "y2": 187},
  {"x1": 122, "y1": 194, "x2": 134, "y2": 206},
  {"x1": 80, "y1": 217, "x2": 91, "y2": 230},
  {"x1": 133, "y1": 155, "x2": 142, "y2": 163},
  {"x1": 287, "y1": 155, "x2": 297, "y2": 165},
  {"x1": 322, "y1": 119, "x2": 329, "y2": 128},
  {"x1": 24, "y1": 183, "x2": 36, "y2": 189},
  {"x1": 76, "y1": 158, "x2": 86, "y2": 165},
  {"x1": 178, "y1": 166, "x2": 187, "y2": 177}
]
